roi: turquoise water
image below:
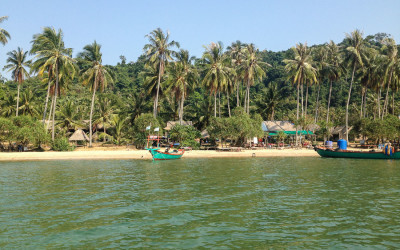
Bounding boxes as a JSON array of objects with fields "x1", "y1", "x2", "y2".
[{"x1": 1, "y1": 158, "x2": 399, "y2": 248}]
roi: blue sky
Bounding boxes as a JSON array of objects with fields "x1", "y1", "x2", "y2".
[{"x1": 1, "y1": 0, "x2": 400, "y2": 78}]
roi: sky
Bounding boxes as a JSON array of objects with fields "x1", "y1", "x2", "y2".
[{"x1": 1, "y1": 0, "x2": 400, "y2": 79}]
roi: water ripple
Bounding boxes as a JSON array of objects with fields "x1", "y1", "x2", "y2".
[{"x1": 1, "y1": 158, "x2": 400, "y2": 248}]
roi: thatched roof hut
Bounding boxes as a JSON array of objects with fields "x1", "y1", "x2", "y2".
[
  {"x1": 164, "y1": 121, "x2": 193, "y2": 131},
  {"x1": 201, "y1": 130, "x2": 210, "y2": 138},
  {"x1": 69, "y1": 129, "x2": 89, "y2": 142}
]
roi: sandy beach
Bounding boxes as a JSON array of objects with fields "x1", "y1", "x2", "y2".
[{"x1": 0, "y1": 147, "x2": 319, "y2": 161}]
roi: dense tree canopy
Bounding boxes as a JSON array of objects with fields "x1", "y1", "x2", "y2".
[{"x1": 1, "y1": 23, "x2": 400, "y2": 149}]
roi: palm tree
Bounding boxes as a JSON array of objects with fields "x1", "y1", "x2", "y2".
[
  {"x1": 3, "y1": 47, "x2": 30, "y2": 116},
  {"x1": 78, "y1": 41, "x2": 113, "y2": 147},
  {"x1": 284, "y1": 43, "x2": 317, "y2": 120},
  {"x1": 0, "y1": 94, "x2": 16, "y2": 117},
  {"x1": 227, "y1": 40, "x2": 245, "y2": 107},
  {"x1": 381, "y1": 38, "x2": 398, "y2": 117},
  {"x1": 0, "y1": 16, "x2": 10, "y2": 46},
  {"x1": 284, "y1": 43, "x2": 316, "y2": 145},
  {"x1": 240, "y1": 44, "x2": 268, "y2": 114},
  {"x1": 94, "y1": 96, "x2": 114, "y2": 142},
  {"x1": 30, "y1": 27, "x2": 76, "y2": 140},
  {"x1": 325, "y1": 41, "x2": 343, "y2": 123},
  {"x1": 112, "y1": 114, "x2": 127, "y2": 145},
  {"x1": 18, "y1": 87, "x2": 39, "y2": 117},
  {"x1": 256, "y1": 82, "x2": 282, "y2": 120},
  {"x1": 55, "y1": 99, "x2": 81, "y2": 131},
  {"x1": 312, "y1": 46, "x2": 327, "y2": 122},
  {"x1": 201, "y1": 42, "x2": 233, "y2": 117},
  {"x1": 165, "y1": 49, "x2": 197, "y2": 124},
  {"x1": 144, "y1": 28, "x2": 179, "y2": 118},
  {"x1": 343, "y1": 29, "x2": 366, "y2": 141},
  {"x1": 141, "y1": 63, "x2": 165, "y2": 102}
]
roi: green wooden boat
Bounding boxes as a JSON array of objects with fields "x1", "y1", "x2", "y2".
[
  {"x1": 315, "y1": 147, "x2": 400, "y2": 160},
  {"x1": 146, "y1": 148, "x2": 184, "y2": 161}
]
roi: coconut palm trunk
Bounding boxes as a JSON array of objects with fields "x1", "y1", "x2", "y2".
[
  {"x1": 305, "y1": 83, "x2": 309, "y2": 119},
  {"x1": 236, "y1": 80, "x2": 240, "y2": 107},
  {"x1": 103, "y1": 121, "x2": 106, "y2": 143},
  {"x1": 363, "y1": 89, "x2": 367, "y2": 118},
  {"x1": 42, "y1": 79, "x2": 52, "y2": 124},
  {"x1": 314, "y1": 84, "x2": 320, "y2": 123},
  {"x1": 360, "y1": 87, "x2": 365, "y2": 118},
  {"x1": 89, "y1": 80, "x2": 97, "y2": 147},
  {"x1": 326, "y1": 80, "x2": 333, "y2": 123},
  {"x1": 51, "y1": 63, "x2": 59, "y2": 141},
  {"x1": 301, "y1": 83, "x2": 304, "y2": 118},
  {"x1": 383, "y1": 86, "x2": 390, "y2": 118},
  {"x1": 247, "y1": 85, "x2": 250, "y2": 114},
  {"x1": 214, "y1": 92, "x2": 217, "y2": 117},
  {"x1": 154, "y1": 60, "x2": 163, "y2": 118},
  {"x1": 16, "y1": 83, "x2": 20, "y2": 117},
  {"x1": 392, "y1": 91, "x2": 395, "y2": 115},
  {"x1": 378, "y1": 88, "x2": 381, "y2": 119},
  {"x1": 383, "y1": 69, "x2": 393, "y2": 118},
  {"x1": 227, "y1": 90, "x2": 231, "y2": 117},
  {"x1": 46, "y1": 95, "x2": 54, "y2": 131},
  {"x1": 179, "y1": 92, "x2": 184, "y2": 125},
  {"x1": 296, "y1": 84, "x2": 300, "y2": 146},
  {"x1": 346, "y1": 63, "x2": 357, "y2": 142},
  {"x1": 218, "y1": 91, "x2": 221, "y2": 118}
]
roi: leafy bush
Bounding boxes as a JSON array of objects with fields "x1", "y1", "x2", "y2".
[
  {"x1": 181, "y1": 139, "x2": 200, "y2": 149},
  {"x1": 52, "y1": 137, "x2": 74, "y2": 151}
]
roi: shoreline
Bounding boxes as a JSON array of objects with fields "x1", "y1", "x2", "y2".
[{"x1": 0, "y1": 149, "x2": 319, "y2": 162}]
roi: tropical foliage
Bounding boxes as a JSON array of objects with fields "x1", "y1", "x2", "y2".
[{"x1": 1, "y1": 21, "x2": 400, "y2": 150}]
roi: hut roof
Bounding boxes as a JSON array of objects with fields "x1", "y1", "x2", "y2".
[
  {"x1": 164, "y1": 121, "x2": 193, "y2": 131},
  {"x1": 69, "y1": 129, "x2": 90, "y2": 141},
  {"x1": 332, "y1": 126, "x2": 352, "y2": 135},
  {"x1": 201, "y1": 130, "x2": 209, "y2": 138},
  {"x1": 262, "y1": 121, "x2": 296, "y2": 132}
]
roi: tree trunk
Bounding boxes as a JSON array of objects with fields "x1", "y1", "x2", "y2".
[
  {"x1": 52, "y1": 64, "x2": 59, "y2": 141},
  {"x1": 247, "y1": 82, "x2": 250, "y2": 114},
  {"x1": 243, "y1": 85, "x2": 247, "y2": 111},
  {"x1": 360, "y1": 87, "x2": 364, "y2": 118},
  {"x1": 301, "y1": 83, "x2": 304, "y2": 118},
  {"x1": 296, "y1": 84, "x2": 300, "y2": 120},
  {"x1": 363, "y1": 88, "x2": 367, "y2": 118},
  {"x1": 305, "y1": 83, "x2": 309, "y2": 119},
  {"x1": 214, "y1": 92, "x2": 217, "y2": 117},
  {"x1": 154, "y1": 60, "x2": 163, "y2": 118},
  {"x1": 296, "y1": 84, "x2": 299, "y2": 146},
  {"x1": 227, "y1": 90, "x2": 231, "y2": 117},
  {"x1": 236, "y1": 79, "x2": 240, "y2": 107},
  {"x1": 103, "y1": 121, "x2": 106, "y2": 143},
  {"x1": 326, "y1": 80, "x2": 333, "y2": 123},
  {"x1": 16, "y1": 83, "x2": 20, "y2": 117},
  {"x1": 42, "y1": 79, "x2": 51, "y2": 124},
  {"x1": 46, "y1": 95, "x2": 54, "y2": 131},
  {"x1": 392, "y1": 91, "x2": 395, "y2": 115},
  {"x1": 218, "y1": 91, "x2": 221, "y2": 118},
  {"x1": 314, "y1": 84, "x2": 320, "y2": 123},
  {"x1": 378, "y1": 88, "x2": 381, "y2": 119},
  {"x1": 89, "y1": 81, "x2": 97, "y2": 147},
  {"x1": 180, "y1": 92, "x2": 184, "y2": 125},
  {"x1": 346, "y1": 63, "x2": 357, "y2": 142},
  {"x1": 383, "y1": 85, "x2": 390, "y2": 118}
]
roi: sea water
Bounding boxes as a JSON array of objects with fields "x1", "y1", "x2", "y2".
[{"x1": 1, "y1": 158, "x2": 399, "y2": 248}]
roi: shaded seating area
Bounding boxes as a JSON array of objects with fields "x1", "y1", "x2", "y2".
[{"x1": 69, "y1": 129, "x2": 89, "y2": 147}]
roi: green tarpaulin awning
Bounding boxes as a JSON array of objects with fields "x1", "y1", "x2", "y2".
[{"x1": 266, "y1": 131, "x2": 314, "y2": 136}]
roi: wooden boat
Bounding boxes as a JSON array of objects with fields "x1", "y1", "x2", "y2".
[
  {"x1": 145, "y1": 135, "x2": 184, "y2": 161},
  {"x1": 315, "y1": 146, "x2": 400, "y2": 160},
  {"x1": 147, "y1": 148, "x2": 185, "y2": 161}
]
